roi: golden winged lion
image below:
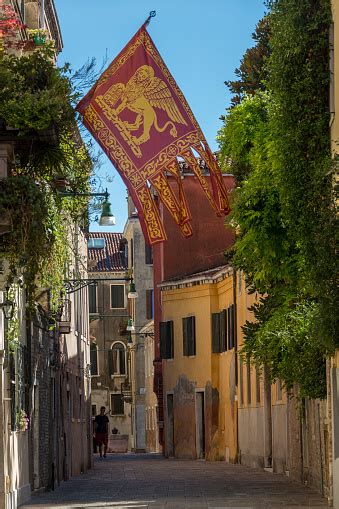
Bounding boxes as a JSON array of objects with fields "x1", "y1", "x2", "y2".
[{"x1": 100, "y1": 65, "x2": 187, "y2": 146}]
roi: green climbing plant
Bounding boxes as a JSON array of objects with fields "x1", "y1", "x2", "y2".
[{"x1": 218, "y1": 0, "x2": 337, "y2": 399}]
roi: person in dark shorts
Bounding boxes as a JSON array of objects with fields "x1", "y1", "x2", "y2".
[{"x1": 94, "y1": 406, "x2": 109, "y2": 458}]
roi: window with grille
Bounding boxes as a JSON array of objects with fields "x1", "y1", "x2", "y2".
[
  {"x1": 146, "y1": 289, "x2": 154, "y2": 320},
  {"x1": 110, "y1": 285, "x2": 125, "y2": 308},
  {"x1": 160, "y1": 321, "x2": 174, "y2": 359},
  {"x1": 183, "y1": 316, "x2": 196, "y2": 357},
  {"x1": 88, "y1": 285, "x2": 97, "y2": 314},
  {"x1": 111, "y1": 394, "x2": 124, "y2": 415},
  {"x1": 108, "y1": 343, "x2": 126, "y2": 375},
  {"x1": 90, "y1": 344, "x2": 98, "y2": 375}
]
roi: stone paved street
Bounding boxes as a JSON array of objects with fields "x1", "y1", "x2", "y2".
[{"x1": 20, "y1": 454, "x2": 329, "y2": 509}]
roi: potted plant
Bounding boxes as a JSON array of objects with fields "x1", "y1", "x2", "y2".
[
  {"x1": 27, "y1": 28, "x2": 48, "y2": 46},
  {"x1": 16, "y1": 408, "x2": 29, "y2": 431}
]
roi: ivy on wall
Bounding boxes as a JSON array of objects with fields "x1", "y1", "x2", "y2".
[
  {"x1": 0, "y1": 47, "x2": 94, "y2": 313},
  {"x1": 218, "y1": 0, "x2": 337, "y2": 399}
]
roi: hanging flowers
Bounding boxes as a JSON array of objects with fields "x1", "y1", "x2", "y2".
[
  {"x1": 0, "y1": 3, "x2": 27, "y2": 55},
  {"x1": 16, "y1": 408, "x2": 29, "y2": 431}
]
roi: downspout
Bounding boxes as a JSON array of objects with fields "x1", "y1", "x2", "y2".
[
  {"x1": 263, "y1": 363, "x2": 272, "y2": 468},
  {"x1": 0, "y1": 350, "x2": 5, "y2": 509},
  {"x1": 232, "y1": 267, "x2": 239, "y2": 463}
]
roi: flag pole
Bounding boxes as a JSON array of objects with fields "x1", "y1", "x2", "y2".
[{"x1": 144, "y1": 10, "x2": 156, "y2": 27}]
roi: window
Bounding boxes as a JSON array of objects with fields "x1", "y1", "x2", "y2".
[
  {"x1": 111, "y1": 394, "x2": 124, "y2": 415},
  {"x1": 227, "y1": 305, "x2": 236, "y2": 350},
  {"x1": 146, "y1": 289, "x2": 154, "y2": 320},
  {"x1": 220, "y1": 310, "x2": 227, "y2": 352},
  {"x1": 211, "y1": 310, "x2": 226, "y2": 353},
  {"x1": 88, "y1": 285, "x2": 97, "y2": 314},
  {"x1": 211, "y1": 313, "x2": 220, "y2": 353},
  {"x1": 90, "y1": 344, "x2": 98, "y2": 375},
  {"x1": 88, "y1": 238, "x2": 105, "y2": 249},
  {"x1": 130, "y1": 239, "x2": 134, "y2": 267},
  {"x1": 276, "y1": 378, "x2": 282, "y2": 401},
  {"x1": 91, "y1": 404, "x2": 97, "y2": 417},
  {"x1": 183, "y1": 316, "x2": 196, "y2": 356},
  {"x1": 108, "y1": 343, "x2": 126, "y2": 375},
  {"x1": 145, "y1": 244, "x2": 153, "y2": 264},
  {"x1": 110, "y1": 285, "x2": 125, "y2": 308},
  {"x1": 160, "y1": 321, "x2": 174, "y2": 359},
  {"x1": 256, "y1": 367, "x2": 261, "y2": 404},
  {"x1": 246, "y1": 358, "x2": 251, "y2": 404},
  {"x1": 239, "y1": 357, "x2": 244, "y2": 406}
]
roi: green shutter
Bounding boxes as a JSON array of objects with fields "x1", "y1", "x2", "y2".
[
  {"x1": 160, "y1": 322, "x2": 167, "y2": 359},
  {"x1": 90, "y1": 344, "x2": 98, "y2": 375},
  {"x1": 230, "y1": 305, "x2": 235, "y2": 349},
  {"x1": 211, "y1": 313, "x2": 220, "y2": 353},
  {"x1": 220, "y1": 310, "x2": 226, "y2": 352},
  {"x1": 188, "y1": 316, "x2": 196, "y2": 356},
  {"x1": 183, "y1": 318, "x2": 188, "y2": 356},
  {"x1": 166, "y1": 321, "x2": 174, "y2": 359}
]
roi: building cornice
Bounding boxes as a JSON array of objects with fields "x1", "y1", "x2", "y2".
[{"x1": 158, "y1": 265, "x2": 233, "y2": 291}]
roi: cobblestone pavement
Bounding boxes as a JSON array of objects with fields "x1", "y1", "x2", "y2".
[{"x1": 20, "y1": 453, "x2": 329, "y2": 509}]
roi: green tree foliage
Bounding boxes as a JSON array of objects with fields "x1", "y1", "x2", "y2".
[
  {"x1": 218, "y1": 0, "x2": 337, "y2": 399},
  {"x1": 225, "y1": 16, "x2": 271, "y2": 108}
]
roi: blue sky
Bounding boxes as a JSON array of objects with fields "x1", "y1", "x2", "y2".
[{"x1": 54, "y1": 0, "x2": 266, "y2": 232}]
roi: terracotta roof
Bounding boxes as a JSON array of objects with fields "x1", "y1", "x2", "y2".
[{"x1": 87, "y1": 232, "x2": 127, "y2": 272}]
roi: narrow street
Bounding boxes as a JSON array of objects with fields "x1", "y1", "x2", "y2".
[{"x1": 20, "y1": 454, "x2": 328, "y2": 509}]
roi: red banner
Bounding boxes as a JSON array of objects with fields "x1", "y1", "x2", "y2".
[{"x1": 77, "y1": 25, "x2": 230, "y2": 244}]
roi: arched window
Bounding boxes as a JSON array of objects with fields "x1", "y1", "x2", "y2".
[
  {"x1": 108, "y1": 342, "x2": 126, "y2": 375},
  {"x1": 90, "y1": 344, "x2": 98, "y2": 376}
]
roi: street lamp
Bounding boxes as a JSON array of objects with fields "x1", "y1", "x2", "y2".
[
  {"x1": 58, "y1": 187, "x2": 115, "y2": 226},
  {"x1": 127, "y1": 279, "x2": 138, "y2": 299},
  {"x1": 0, "y1": 287, "x2": 15, "y2": 320}
]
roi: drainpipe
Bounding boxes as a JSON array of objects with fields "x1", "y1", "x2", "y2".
[
  {"x1": 263, "y1": 363, "x2": 272, "y2": 468},
  {"x1": 232, "y1": 268, "x2": 239, "y2": 463},
  {"x1": 0, "y1": 350, "x2": 5, "y2": 509}
]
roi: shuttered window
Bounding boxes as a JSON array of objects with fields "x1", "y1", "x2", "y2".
[
  {"x1": 160, "y1": 321, "x2": 174, "y2": 359},
  {"x1": 111, "y1": 394, "x2": 124, "y2": 415},
  {"x1": 145, "y1": 244, "x2": 153, "y2": 264},
  {"x1": 183, "y1": 316, "x2": 196, "y2": 357},
  {"x1": 110, "y1": 285, "x2": 125, "y2": 308},
  {"x1": 220, "y1": 310, "x2": 227, "y2": 352},
  {"x1": 146, "y1": 289, "x2": 154, "y2": 320},
  {"x1": 212, "y1": 307, "x2": 235, "y2": 354},
  {"x1": 228, "y1": 305, "x2": 235, "y2": 350},
  {"x1": 211, "y1": 313, "x2": 221, "y2": 353},
  {"x1": 90, "y1": 344, "x2": 98, "y2": 375},
  {"x1": 88, "y1": 285, "x2": 97, "y2": 314}
]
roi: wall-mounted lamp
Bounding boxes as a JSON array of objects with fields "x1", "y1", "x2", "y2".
[
  {"x1": 127, "y1": 279, "x2": 138, "y2": 299},
  {"x1": 58, "y1": 187, "x2": 115, "y2": 226},
  {"x1": 126, "y1": 318, "x2": 135, "y2": 332},
  {"x1": 0, "y1": 287, "x2": 15, "y2": 320}
]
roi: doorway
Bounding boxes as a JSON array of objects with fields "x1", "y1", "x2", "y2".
[
  {"x1": 167, "y1": 394, "x2": 174, "y2": 457},
  {"x1": 196, "y1": 391, "x2": 205, "y2": 459}
]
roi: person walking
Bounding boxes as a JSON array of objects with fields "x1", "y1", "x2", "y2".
[{"x1": 94, "y1": 406, "x2": 109, "y2": 458}]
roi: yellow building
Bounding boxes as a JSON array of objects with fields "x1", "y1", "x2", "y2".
[{"x1": 160, "y1": 265, "x2": 238, "y2": 461}]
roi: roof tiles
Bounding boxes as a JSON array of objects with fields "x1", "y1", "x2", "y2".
[{"x1": 87, "y1": 232, "x2": 127, "y2": 272}]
